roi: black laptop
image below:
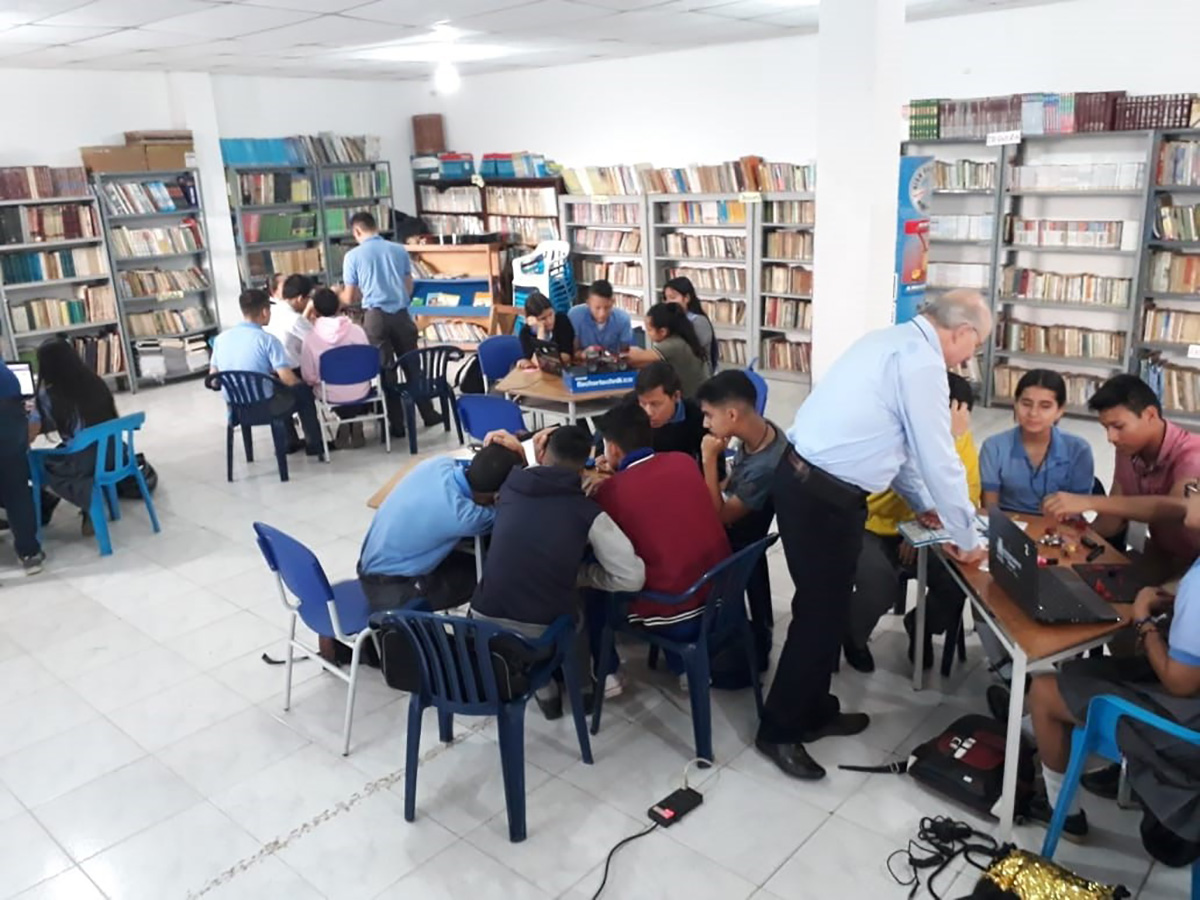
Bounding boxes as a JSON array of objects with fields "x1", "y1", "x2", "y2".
[{"x1": 987, "y1": 506, "x2": 1120, "y2": 625}]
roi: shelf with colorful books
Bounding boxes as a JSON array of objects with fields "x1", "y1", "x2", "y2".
[
  {"x1": 319, "y1": 160, "x2": 394, "y2": 279},
  {"x1": 754, "y1": 190, "x2": 815, "y2": 383},
  {"x1": 558, "y1": 194, "x2": 651, "y2": 316},
  {"x1": 96, "y1": 168, "x2": 218, "y2": 389}
]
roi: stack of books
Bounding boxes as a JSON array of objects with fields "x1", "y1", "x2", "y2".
[
  {"x1": 1148, "y1": 251, "x2": 1200, "y2": 294},
  {"x1": 111, "y1": 222, "x2": 204, "y2": 258},
  {"x1": 424, "y1": 214, "x2": 485, "y2": 237},
  {"x1": 231, "y1": 172, "x2": 313, "y2": 205},
  {"x1": 73, "y1": 332, "x2": 124, "y2": 376},
  {"x1": 934, "y1": 160, "x2": 996, "y2": 191},
  {"x1": 484, "y1": 186, "x2": 558, "y2": 217},
  {"x1": 1, "y1": 246, "x2": 107, "y2": 283},
  {"x1": 666, "y1": 266, "x2": 745, "y2": 293},
  {"x1": 1154, "y1": 202, "x2": 1200, "y2": 242},
  {"x1": 662, "y1": 233, "x2": 743, "y2": 259},
  {"x1": 321, "y1": 168, "x2": 389, "y2": 200},
  {"x1": 488, "y1": 215, "x2": 559, "y2": 246},
  {"x1": 764, "y1": 230, "x2": 813, "y2": 260},
  {"x1": 566, "y1": 203, "x2": 639, "y2": 226},
  {"x1": 930, "y1": 214, "x2": 995, "y2": 242},
  {"x1": 0, "y1": 203, "x2": 100, "y2": 244},
  {"x1": 699, "y1": 297, "x2": 746, "y2": 325},
  {"x1": 717, "y1": 338, "x2": 748, "y2": 367},
  {"x1": 245, "y1": 246, "x2": 324, "y2": 278},
  {"x1": 1006, "y1": 217, "x2": 1127, "y2": 249},
  {"x1": 1143, "y1": 307, "x2": 1200, "y2": 344},
  {"x1": 1000, "y1": 266, "x2": 1130, "y2": 305},
  {"x1": 614, "y1": 292, "x2": 644, "y2": 316},
  {"x1": 762, "y1": 297, "x2": 812, "y2": 331},
  {"x1": 118, "y1": 267, "x2": 209, "y2": 298},
  {"x1": 220, "y1": 134, "x2": 379, "y2": 166},
  {"x1": 763, "y1": 200, "x2": 815, "y2": 226},
  {"x1": 562, "y1": 164, "x2": 652, "y2": 196},
  {"x1": 1000, "y1": 319, "x2": 1127, "y2": 360},
  {"x1": 1158, "y1": 140, "x2": 1200, "y2": 187},
  {"x1": 660, "y1": 201, "x2": 746, "y2": 226},
  {"x1": 239, "y1": 212, "x2": 315, "y2": 243},
  {"x1": 1009, "y1": 163, "x2": 1145, "y2": 192},
  {"x1": 995, "y1": 364, "x2": 1104, "y2": 406},
  {"x1": 101, "y1": 179, "x2": 192, "y2": 216},
  {"x1": 1113, "y1": 94, "x2": 1196, "y2": 130},
  {"x1": 579, "y1": 260, "x2": 643, "y2": 287},
  {"x1": 575, "y1": 229, "x2": 641, "y2": 253},
  {"x1": 1142, "y1": 357, "x2": 1200, "y2": 413},
  {"x1": 324, "y1": 204, "x2": 390, "y2": 235},
  {"x1": 126, "y1": 307, "x2": 210, "y2": 337},
  {"x1": 762, "y1": 265, "x2": 813, "y2": 296},
  {"x1": 423, "y1": 321, "x2": 489, "y2": 344},
  {"x1": 0, "y1": 166, "x2": 88, "y2": 200},
  {"x1": 10, "y1": 284, "x2": 117, "y2": 332},
  {"x1": 760, "y1": 335, "x2": 811, "y2": 373},
  {"x1": 417, "y1": 185, "x2": 481, "y2": 213}
]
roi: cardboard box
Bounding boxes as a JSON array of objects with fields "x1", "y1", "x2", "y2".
[
  {"x1": 142, "y1": 143, "x2": 194, "y2": 171},
  {"x1": 80, "y1": 144, "x2": 147, "y2": 173}
]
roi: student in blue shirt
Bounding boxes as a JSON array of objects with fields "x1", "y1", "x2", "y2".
[
  {"x1": 567, "y1": 279, "x2": 633, "y2": 357},
  {"x1": 210, "y1": 289, "x2": 324, "y2": 456},
  {"x1": 0, "y1": 358, "x2": 43, "y2": 573}
]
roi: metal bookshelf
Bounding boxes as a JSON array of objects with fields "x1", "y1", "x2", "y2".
[
  {"x1": 0, "y1": 188, "x2": 127, "y2": 388},
  {"x1": 558, "y1": 194, "x2": 651, "y2": 319},
  {"x1": 95, "y1": 168, "x2": 219, "y2": 390},
  {"x1": 757, "y1": 191, "x2": 816, "y2": 383},
  {"x1": 318, "y1": 160, "x2": 393, "y2": 283}
]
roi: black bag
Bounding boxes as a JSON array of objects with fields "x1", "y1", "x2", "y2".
[
  {"x1": 116, "y1": 453, "x2": 158, "y2": 499},
  {"x1": 908, "y1": 714, "x2": 1035, "y2": 818},
  {"x1": 454, "y1": 355, "x2": 485, "y2": 395}
]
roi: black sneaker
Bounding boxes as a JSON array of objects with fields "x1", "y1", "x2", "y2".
[
  {"x1": 1025, "y1": 792, "x2": 1089, "y2": 843},
  {"x1": 20, "y1": 551, "x2": 45, "y2": 576},
  {"x1": 842, "y1": 639, "x2": 875, "y2": 673},
  {"x1": 1080, "y1": 763, "x2": 1121, "y2": 800}
]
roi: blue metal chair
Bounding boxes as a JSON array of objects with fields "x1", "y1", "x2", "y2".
[
  {"x1": 30, "y1": 412, "x2": 160, "y2": 557},
  {"x1": 205, "y1": 370, "x2": 293, "y2": 482},
  {"x1": 457, "y1": 395, "x2": 527, "y2": 442},
  {"x1": 372, "y1": 607, "x2": 593, "y2": 843},
  {"x1": 1042, "y1": 694, "x2": 1200, "y2": 899},
  {"x1": 389, "y1": 346, "x2": 465, "y2": 455},
  {"x1": 253, "y1": 522, "x2": 376, "y2": 756},
  {"x1": 477, "y1": 335, "x2": 524, "y2": 390},
  {"x1": 591, "y1": 534, "x2": 778, "y2": 763},
  {"x1": 317, "y1": 344, "x2": 391, "y2": 459}
]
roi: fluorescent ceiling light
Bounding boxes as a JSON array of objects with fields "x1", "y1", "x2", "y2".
[
  {"x1": 356, "y1": 41, "x2": 511, "y2": 63},
  {"x1": 433, "y1": 61, "x2": 461, "y2": 94}
]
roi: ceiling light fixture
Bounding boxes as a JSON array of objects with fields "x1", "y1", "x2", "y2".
[{"x1": 433, "y1": 60, "x2": 461, "y2": 95}]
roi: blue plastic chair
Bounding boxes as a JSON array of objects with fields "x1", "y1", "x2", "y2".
[
  {"x1": 744, "y1": 365, "x2": 768, "y2": 416},
  {"x1": 477, "y1": 335, "x2": 524, "y2": 390},
  {"x1": 457, "y1": 395, "x2": 527, "y2": 442},
  {"x1": 389, "y1": 346, "x2": 465, "y2": 455},
  {"x1": 372, "y1": 607, "x2": 593, "y2": 842},
  {"x1": 253, "y1": 522, "x2": 376, "y2": 756},
  {"x1": 591, "y1": 534, "x2": 778, "y2": 762},
  {"x1": 30, "y1": 412, "x2": 160, "y2": 557},
  {"x1": 317, "y1": 344, "x2": 392, "y2": 459},
  {"x1": 1042, "y1": 694, "x2": 1200, "y2": 898},
  {"x1": 205, "y1": 370, "x2": 293, "y2": 482}
]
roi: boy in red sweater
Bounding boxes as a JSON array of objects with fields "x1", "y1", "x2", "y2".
[{"x1": 589, "y1": 402, "x2": 731, "y2": 685}]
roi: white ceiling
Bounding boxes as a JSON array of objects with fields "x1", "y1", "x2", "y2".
[{"x1": 0, "y1": 0, "x2": 1071, "y2": 80}]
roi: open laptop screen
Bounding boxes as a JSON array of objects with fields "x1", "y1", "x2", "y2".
[{"x1": 8, "y1": 363, "x2": 34, "y2": 398}]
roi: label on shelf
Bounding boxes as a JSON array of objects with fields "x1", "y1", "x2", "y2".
[
  {"x1": 158, "y1": 290, "x2": 185, "y2": 300},
  {"x1": 986, "y1": 130, "x2": 1022, "y2": 147},
  {"x1": 470, "y1": 173, "x2": 485, "y2": 188},
  {"x1": 738, "y1": 191, "x2": 763, "y2": 203},
  {"x1": 589, "y1": 195, "x2": 611, "y2": 205},
  {"x1": 1188, "y1": 344, "x2": 1200, "y2": 360}
]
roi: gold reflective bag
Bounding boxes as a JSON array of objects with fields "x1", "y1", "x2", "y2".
[{"x1": 976, "y1": 849, "x2": 1130, "y2": 900}]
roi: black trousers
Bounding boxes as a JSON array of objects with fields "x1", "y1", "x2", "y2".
[
  {"x1": 727, "y1": 503, "x2": 775, "y2": 666},
  {"x1": 270, "y1": 382, "x2": 323, "y2": 454},
  {"x1": 363, "y1": 307, "x2": 437, "y2": 424},
  {"x1": 358, "y1": 548, "x2": 478, "y2": 614},
  {"x1": 759, "y1": 452, "x2": 867, "y2": 744},
  {"x1": 0, "y1": 400, "x2": 39, "y2": 559}
]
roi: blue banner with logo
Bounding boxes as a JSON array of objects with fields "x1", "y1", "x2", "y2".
[{"x1": 894, "y1": 156, "x2": 933, "y2": 324}]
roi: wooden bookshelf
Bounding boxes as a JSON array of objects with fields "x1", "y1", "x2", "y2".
[
  {"x1": 407, "y1": 242, "x2": 516, "y2": 341},
  {"x1": 414, "y1": 176, "x2": 563, "y2": 250}
]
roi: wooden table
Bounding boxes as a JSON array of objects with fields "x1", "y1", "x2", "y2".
[
  {"x1": 910, "y1": 514, "x2": 1131, "y2": 835},
  {"x1": 493, "y1": 369, "x2": 630, "y2": 425}
]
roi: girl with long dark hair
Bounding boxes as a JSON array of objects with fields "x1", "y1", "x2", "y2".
[
  {"x1": 662, "y1": 276, "x2": 718, "y2": 369},
  {"x1": 626, "y1": 302, "x2": 712, "y2": 398}
]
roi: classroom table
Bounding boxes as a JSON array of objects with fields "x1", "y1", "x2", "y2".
[
  {"x1": 493, "y1": 368, "x2": 630, "y2": 425},
  {"x1": 909, "y1": 514, "x2": 1131, "y2": 835}
]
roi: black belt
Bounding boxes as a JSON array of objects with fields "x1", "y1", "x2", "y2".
[{"x1": 785, "y1": 448, "x2": 869, "y2": 511}]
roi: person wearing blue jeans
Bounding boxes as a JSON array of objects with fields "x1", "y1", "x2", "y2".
[{"x1": 0, "y1": 360, "x2": 43, "y2": 574}]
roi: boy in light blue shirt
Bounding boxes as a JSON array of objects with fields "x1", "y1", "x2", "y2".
[
  {"x1": 210, "y1": 289, "x2": 324, "y2": 456},
  {"x1": 568, "y1": 279, "x2": 633, "y2": 357}
]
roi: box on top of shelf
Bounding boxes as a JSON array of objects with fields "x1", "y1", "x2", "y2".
[
  {"x1": 411, "y1": 154, "x2": 440, "y2": 180},
  {"x1": 438, "y1": 153, "x2": 475, "y2": 179}
]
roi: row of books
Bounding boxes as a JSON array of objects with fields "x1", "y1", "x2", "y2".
[
  {"x1": 231, "y1": 172, "x2": 314, "y2": 206},
  {"x1": 325, "y1": 205, "x2": 390, "y2": 235},
  {"x1": 485, "y1": 186, "x2": 558, "y2": 217},
  {"x1": 220, "y1": 134, "x2": 379, "y2": 166},
  {"x1": 658, "y1": 201, "x2": 747, "y2": 226},
  {"x1": 759, "y1": 336, "x2": 811, "y2": 373},
  {"x1": 717, "y1": 338, "x2": 749, "y2": 367},
  {"x1": 488, "y1": 215, "x2": 559, "y2": 246},
  {"x1": 764, "y1": 231, "x2": 813, "y2": 260},
  {"x1": 322, "y1": 169, "x2": 389, "y2": 200},
  {"x1": 578, "y1": 260, "x2": 643, "y2": 287},
  {"x1": 1008, "y1": 163, "x2": 1145, "y2": 192},
  {"x1": 1, "y1": 247, "x2": 107, "y2": 284},
  {"x1": 126, "y1": 307, "x2": 211, "y2": 338},
  {"x1": 763, "y1": 200, "x2": 816, "y2": 226},
  {"x1": 422, "y1": 321, "x2": 489, "y2": 344},
  {"x1": 75, "y1": 332, "x2": 125, "y2": 376},
  {"x1": 0, "y1": 204, "x2": 99, "y2": 245},
  {"x1": 101, "y1": 178, "x2": 195, "y2": 217},
  {"x1": 0, "y1": 166, "x2": 88, "y2": 200},
  {"x1": 662, "y1": 233, "x2": 744, "y2": 259},
  {"x1": 135, "y1": 335, "x2": 209, "y2": 380},
  {"x1": 930, "y1": 214, "x2": 995, "y2": 242},
  {"x1": 1157, "y1": 140, "x2": 1200, "y2": 188},
  {"x1": 928, "y1": 263, "x2": 990, "y2": 289},
  {"x1": 762, "y1": 296, "x2": 812, "y2": 332},
  {"x1": 118, "y1": 267, "x2": 209, "y2": 298},
  {"x1": 1006, "y1": 216, "x2": 1128, "y2": 249},
  {"x1": 1141, "y1": 358, "x2": 1200, "y2": 414},
  {"x1": 665, "y1": 266, "x2": 745, "y2": 293},
  {"x1": 561, "y1": 158, "x2": 813, "y2": 196},
  {"x1": 1147, "y1": 250, "x2": 1200, "y2": 295},
  {"x1": 418, "y1": 185, "x2": 482, "y2": 214},
  {"x1": 934, "y1": 160, "x2": 996, "y2": 191},
  {"x1": 111, "y1": 222, "x2": 204, "y2": 259},
  {"x1": 575, "y1": 229, "x2": 641, "y2": 253},
  {"x1": 699, "y1": 297, "x2": 746, "y2": 325},
  {"x1": 999, "y1": 265, "x2": 1131, "y2": 306},
  {"x1": 245, "y1": 246, "x2": 325, "y2": 279},
  {"x1": 994, "y1": 364, "x2": 1103, "y2": 408},
  {"x1": 999, "y1": 319, "x2": 1127, "y2": 361},
  {"x1": 762, "y1": 264, "x2": 813, "y2": 296},
  {"x1": 239, "y1": 212, "x2": 316, "y2": 243},
  {"x1": 1154, "y1": 202, "x2": 1200, "y2": 242},
  {"x1": 565, "y1": 204, "x2": 639, "y2": 226},
  {"x1": 9, "y1": 285, "x2": 117, "y2": 333},
  {"x1": 1143, "y1": 307, "x2": 1200, "y2": 345},
  {"x1": 425, "y1": 214, "x2": 486, "y2": 236}
]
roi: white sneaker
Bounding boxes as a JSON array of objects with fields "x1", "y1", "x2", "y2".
[{"x1": 603, "y1": 673, "x2": 625, "y2": 699}]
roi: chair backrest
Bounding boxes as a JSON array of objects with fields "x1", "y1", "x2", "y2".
[
  {"x1": 66, "y1": 412, "x2": 146, "y2": 487},
  {"x1": 457, "y1": 395, "x2": 526, "y2": 441},
  {"x1": 396, "y1": 346, "x2": 464, "y2": 395},
  {"x1": 319, "y1": 344, "x2": 380, "y2": 386},
  {"x1": 744, "y1": 363, "x2": 768, "y2": 416},
  {"x1": 477, "y1": 335, "x2": 524, "y2": 383},
  {"x1": 205, "y1": 370, "x2": 279, "y2": 406},
  {"x1": 1085, "y1": 694, "x2": 1200, "y2": 762},
  {"x1": 684, "y1": 534, "x2": 780, "y2": 638},
  {"x1": 252, "y1": 522, "x2": 370, "y2": 636}
]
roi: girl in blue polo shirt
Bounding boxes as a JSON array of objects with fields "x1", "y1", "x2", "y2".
[{"x1": 980, "y1": 368, "x2": 1095, "y2": 514}]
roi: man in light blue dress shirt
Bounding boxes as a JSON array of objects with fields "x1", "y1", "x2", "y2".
[{"x1": 755, "y1": 290, "x2": 992, "y2": 781}]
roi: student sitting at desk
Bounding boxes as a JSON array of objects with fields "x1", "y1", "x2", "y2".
[
  {"x1": 624, "y1": 303, "x2": 712, "y2": 400},
  {"x1": 662, "y1": 276, "x2": 718, "y2": 370},
  {"x1": 517, "y1": 291, "x2": 575, "y2": 368},
  {"x1": 842, "y1": 371, "x2": 980, "y2": 673},
  {"x1": 594, "y1": 362, "x2": 710, "y2": 469},
  {"x1": 980, "y1": 369, "x2": 1095, "y2": 515},
  {"x1": 471, "y1": 425, "x2": 645, "y2": 718},
  {"x1": 301, "y1": 287, "x2": 372, "y2": 449},
  {"x1": 567, "y1": 279, "x2": 632, "y2": 358},
  {"x1": 357, "y1": 443, "x2": 525, "y2": 616},
  {"x1": 1025, "y1": 482, "x2": 1200, "y2": 844},
  {"x1": 1044, "y1": 374, "x2": 1200, "y2": 585}
]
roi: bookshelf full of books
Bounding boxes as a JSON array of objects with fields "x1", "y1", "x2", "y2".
[
  {"x1": 95, "y1": 168, "x2": 219, "y2": 388},
  {"x1": 319, "y1": 160, "x2": 393, "y2": 279},
  {"x1": 413, "y1": 176, "x2": 564, "y2": 249},
  {"x1": 227, "y1": 164, "x2": 324, "y2": 288},
  {"x1": 0, "y1": 164, "x2": 127, "y2": 384},
  {"x1": 558, "y1": 194, "x2": 650, "y2": 319},
  {"x1": 757, "y1": 181, "x2": 817, "y2": 383}
]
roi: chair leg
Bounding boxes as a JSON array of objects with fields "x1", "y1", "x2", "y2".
[
  {"x1": 590, "y1": 624, "x2": 617, "y2": 736},
  {"x1": 449, "y1": 394, "x2": 463, "y2": 444},
  {"x1": 283, "y1": 615, "x2": 297, "y2": 712},
  {"x1": 241, "y1": 423, "x2": 255, "y2": 462},
  {"x1": 226, "y1": 425, "x2": 235, "y2": 482},
  {"x1": 89, "y1": 490, "x2": 113, "y2": 556},
  {"x1": 341, "y1": 636, "x2": 367, "y2": 756},
  {"x1": 742, "y1": 621, "x2": 764, "y2": 717},
  {"x1": 104, "y1": 484, "x2": 121, "y2": 521},
  {"x1": 1191, "y1": 859, "x2": 1199, "y2": 900},
  {"x1": 683, "y1": 649, "x2": 715, "y2": 764},
  {"x1": 438, "y1": 710, "x2": 454, "y2": 743},
  {"x1": 647, "y1": 645, "x2": 660, "y2": 671},
  {"x1": 270, "y1": 420, "x2": 289, "y2": 483},
  {"x1": 406, "y1": 399, "x2": 418, "y2": 455},
  {"x1": 560, "y1": 649, "x2": 594, "y2": 764},
  {"x1": 404, "y1": 698, "x2": 425, "y2": 823},
  {"x1": 496, "y1": 702, "x2": 528, "y2": 843},
  {"x1": 134, "y1": 472, "x2": 161, "y2": 533},
  {"x1": 941, "y1": 616, "x2": 959, "y2": 678},
  {"x1": 1040, "y1": 728, "x2": 1090, "y2": 858}
]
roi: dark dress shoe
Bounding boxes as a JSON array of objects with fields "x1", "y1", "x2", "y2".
[
  {"x1": 800, "y1": 712, "x2": 870, "y2": 743},
  {"x1": 904, "y1": 610, "x2": 934, "y2": 670},
  {"x1": 1081, "y1": 763, "x2": 1121, "y2": 800},
  {"x1": 842, "y1": 640, "x2": 875, "y2": 673},
  {"x1": 423, "y1": 413, "x2": 445, "y2": 428},
  {"x1": 536, "y1": 693, "x2": 563, "y2": 721},
  {"x1": 754, "y1": 738, "x2": 826, "y2": 780}
]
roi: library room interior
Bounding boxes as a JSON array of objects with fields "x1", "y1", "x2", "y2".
[{"x1": 4, "y1": 0, "x2": 1200, "y2": 898}]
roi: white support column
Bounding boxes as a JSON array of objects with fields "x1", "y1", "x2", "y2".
[{"x1": 811, "y1": 0, "x2": 906, "y2": 380}]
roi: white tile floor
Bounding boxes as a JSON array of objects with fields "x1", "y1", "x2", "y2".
[{"x1": 0, "y1": 380, "x2": 1182, "y2": 899}]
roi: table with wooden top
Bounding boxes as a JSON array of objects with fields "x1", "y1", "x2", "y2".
[
  {"x1": 909, "y1": 513, "x2": 1132, "y2": 835},
  {"x1": 493, "y1": 368, "x2": 631, "y2": 425}
]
